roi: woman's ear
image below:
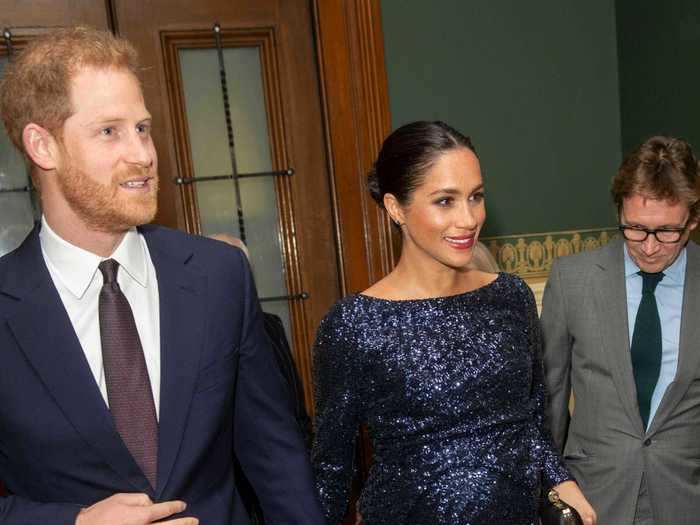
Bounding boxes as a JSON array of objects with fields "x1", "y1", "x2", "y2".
[
  {"x1": 383, "y1": 193, "x2": 405, "y2": 227},
  {"x1": 22, "y1": 123, "x2": 59, "y2": 171}
]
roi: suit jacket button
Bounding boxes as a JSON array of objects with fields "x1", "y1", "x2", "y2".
[{"x1": 643, "y1": 438, "x2": 652, "y2": 446}]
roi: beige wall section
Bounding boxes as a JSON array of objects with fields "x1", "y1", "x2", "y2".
[
  {"x1": 479, "y1": 227, "x2": 619, "y2": 313},
  {"x1": 482, "y1": 227, "x2": 618, "y2": 280},
  {"x1": 527, "y1": 278, "x2": 547, "y2": 315}
]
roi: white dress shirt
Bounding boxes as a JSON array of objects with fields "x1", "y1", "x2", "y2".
[{"x1": 39, "y1": 217, "x2": 161, "y2": 417}]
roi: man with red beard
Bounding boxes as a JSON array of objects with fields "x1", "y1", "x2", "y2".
[{"x1": 0, "y1": 27, "x2": 323, "y2": 525}]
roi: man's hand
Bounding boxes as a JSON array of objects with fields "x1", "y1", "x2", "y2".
[
  {"x1": 552, "y1": 480, "x2": 597, "y2": 525},
  {"x1": 75, "y1": 493, "x2": 198, "y2": 525}
]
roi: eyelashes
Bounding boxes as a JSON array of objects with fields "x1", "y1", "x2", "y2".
[{"x1": 433, "y1": 192, "x2": 485, "y2": 207}]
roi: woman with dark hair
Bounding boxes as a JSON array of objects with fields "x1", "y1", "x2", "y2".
[{"x1": 311, "y1": 121, "x2": 595, "y2": 524}]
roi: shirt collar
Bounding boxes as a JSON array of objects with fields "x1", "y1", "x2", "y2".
[
  {"x1": 39, "y1": 216, "x2": 148, "y2": 299},
  {"x1": 623, "y1": 242, "x2": 687, "y2": 284}
]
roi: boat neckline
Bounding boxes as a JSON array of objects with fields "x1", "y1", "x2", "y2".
[{"x1": 355, "y1": 272, "x2": 504, "y2": 303}]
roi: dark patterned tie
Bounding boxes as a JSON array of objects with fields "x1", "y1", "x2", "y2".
[
  {"x1": 98, "y1": 259, "x2": 158, "y2": 488},
  {"x1": 630, "y1": 270, "x2": 664, "y2": 429}
]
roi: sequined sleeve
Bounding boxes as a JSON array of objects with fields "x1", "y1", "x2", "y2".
[
  {"x1": 524, "y1": 282, "x2": 572, "y2": 488},
  {"x1": 311, "y1": 303, "x2": 360, "y2": 524}
]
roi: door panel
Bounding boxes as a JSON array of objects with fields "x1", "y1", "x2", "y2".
[
  {"x1": 114, "y1": 0, "x2": 340, "y2": 411},
  {"x1": 0, "y1": 1, "x2": 109, "y2": 30},
  {"x1": 173, "y1": 37, "x2": 294, "y2": 343}
]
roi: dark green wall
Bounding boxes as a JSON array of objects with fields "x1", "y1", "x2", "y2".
[
  {"x1": 616, "y1": 0, "x2": 700, "y2": 156},
  {"x1": 380, "y1": 1, "x2": 622, "y2": 237}
]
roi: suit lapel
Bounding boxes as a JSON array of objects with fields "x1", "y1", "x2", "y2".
[
  {"x1": 142, "y1": 228, "x2": 207, "y2": 498},
  {"x1": 648, "y1": 242, "x2": 700, "y2": 435},
  {"x1": 3, "y1": 228, "x2": 151, "y2": 493},
  {"x1": 593, "y1": 240, "x2": 645, "y2": 435}
]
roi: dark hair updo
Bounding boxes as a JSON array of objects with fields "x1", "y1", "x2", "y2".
[{"x1": 367, "y1": 120, "x2": 477, "y2": 208}]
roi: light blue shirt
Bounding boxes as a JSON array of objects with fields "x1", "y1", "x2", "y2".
[{"x1": 624, "y1": 245, "x2": 686, "y2": 431}]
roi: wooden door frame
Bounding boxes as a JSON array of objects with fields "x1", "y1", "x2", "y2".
[{"x1": 312, "y1": 0, "x2": 399, "y2": 296}]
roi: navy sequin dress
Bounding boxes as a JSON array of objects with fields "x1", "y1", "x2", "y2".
[{"x1": 312, "y1": 273, "x2": 570, "y2": 525}]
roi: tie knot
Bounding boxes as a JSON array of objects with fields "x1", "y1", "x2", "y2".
[
  {"x1": 99, "y1": 259, "x2": 120, "y2": 284},
  {"x1": 639, "y1": 271, "x2": 664, "y2": 293}
]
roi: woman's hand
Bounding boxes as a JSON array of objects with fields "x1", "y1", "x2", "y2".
[{"x1": 552, "y1": 480, "x2": 597, "y2": 525}]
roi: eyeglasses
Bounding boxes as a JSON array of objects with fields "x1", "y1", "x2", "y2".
[{"x1": 618, "y1": 222, "x2": 688, "y2": 243}]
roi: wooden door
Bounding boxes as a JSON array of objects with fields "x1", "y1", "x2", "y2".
[{"x1": 112, "y1": 0, "x2": 340, "y2": 411}]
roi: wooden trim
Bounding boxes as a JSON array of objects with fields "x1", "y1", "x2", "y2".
[
  {"x1": 312, "y1": 0, "x2": 397, "y2": 296},
  {"x1": 160, "y1": 27, "x2": 313, "y2": 403},
  {"x1": 160, "y1": 30, "x2": 204, "y2": 234}
]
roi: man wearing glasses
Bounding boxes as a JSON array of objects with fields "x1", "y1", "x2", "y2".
[{"x1": 541, "y1": 135, "x2": 700, "y2": 525}]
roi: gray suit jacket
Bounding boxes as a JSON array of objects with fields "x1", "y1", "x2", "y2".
[{"x1": 541, "y1": 239, "x2": 700, "y2": 525}]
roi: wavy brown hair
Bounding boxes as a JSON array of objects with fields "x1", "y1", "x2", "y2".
[{"x1": 612, "y1": 136, "x2": 700, "y2": 220}]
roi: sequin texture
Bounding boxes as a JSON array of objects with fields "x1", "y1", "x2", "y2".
[{"x1": 312, "y1": 273, "x2": 570, "y2": 524}]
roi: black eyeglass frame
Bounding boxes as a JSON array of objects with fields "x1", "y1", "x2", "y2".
[{"x1": 618, "y1": 221, "x2": 689, "y2": 244}]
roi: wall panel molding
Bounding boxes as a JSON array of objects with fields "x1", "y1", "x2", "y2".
[{"x1": 482, "y1": 227, "x2": 619, "y2": 279}]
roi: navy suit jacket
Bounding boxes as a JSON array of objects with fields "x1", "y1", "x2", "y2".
[{"x1": 0, "y1": 225, "x2": 324, "y2": 524}]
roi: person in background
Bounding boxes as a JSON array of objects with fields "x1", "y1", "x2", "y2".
[
  {"x1": 311, "y1": 120, "x2": 595, "y2": 524},
  {"x1": 0, "y1": 26, "x2": 323, "y2": 525},
  {"x1": 541, "y1": 136, "x2": 700, "y2": 524}
]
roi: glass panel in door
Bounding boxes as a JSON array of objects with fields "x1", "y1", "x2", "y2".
[{"x1": 179, "y1": 46, "x2": 291, "y2": 336}]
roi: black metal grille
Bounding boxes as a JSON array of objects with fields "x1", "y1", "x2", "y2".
[{"x1": 181, "y1": 24, "x2": 307, "y2": 304}]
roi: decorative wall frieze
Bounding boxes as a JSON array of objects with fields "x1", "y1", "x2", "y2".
[{"x1": 481, "y1": 227, "x2": 619, "y2": 279}]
